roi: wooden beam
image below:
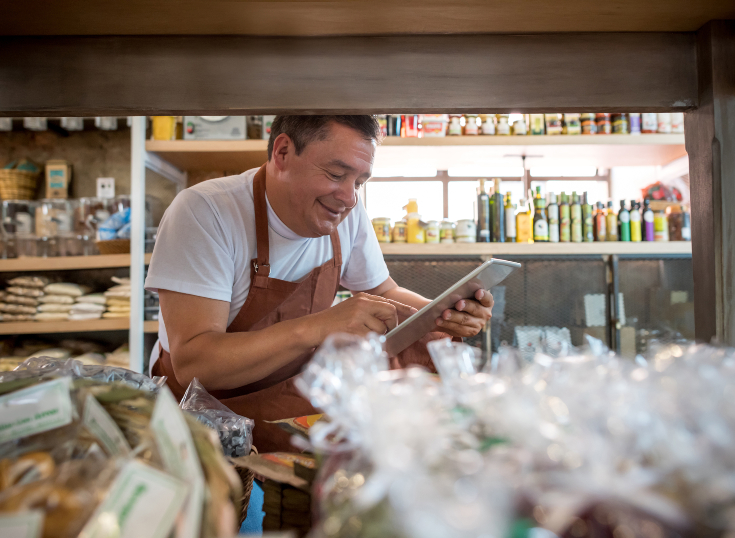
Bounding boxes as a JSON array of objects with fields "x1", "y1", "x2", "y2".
[
  {"x1": 685, "y1": 20, "x2": 735, "y2": 345},
  {"x1": 0, "y1": 33, "x2": 696, "y2": 116}
]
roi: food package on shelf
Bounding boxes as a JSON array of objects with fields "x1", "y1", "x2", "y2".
[
  {"x1": 296, "y1": 332, "x2": 735, "y2": 538},
  {"x1": 0, "y1": 356, "x2": 243, "y2": 538},
  {"x1": 180, "y1": 377, "x2": 254, "y2": 458}
]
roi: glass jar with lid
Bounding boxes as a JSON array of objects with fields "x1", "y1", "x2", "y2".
[
  {"x1": 76, "y1": 197, "x2": 114, "y2": 234},
  {"x1": 36, "y1": 199, "x2": 73, "y2": 238},
  {"x1": 2, "y1": 200, "x2": 37, "y2": 236}
]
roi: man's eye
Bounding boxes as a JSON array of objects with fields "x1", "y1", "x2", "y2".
[{"x1": 327, "y1": 172, "x2": 344, "y2": 180}]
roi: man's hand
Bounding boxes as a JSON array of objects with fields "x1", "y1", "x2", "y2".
[
  {"x1": 435, "y1": 289, "x2": 494, "y2": 338},
  {"x1": 306, "y1": 292, "x2": 417, "y2": 344}
]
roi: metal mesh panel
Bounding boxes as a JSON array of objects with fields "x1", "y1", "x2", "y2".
[{"x1": 617, "y1": 256, "x2": 694, "y2": 353}]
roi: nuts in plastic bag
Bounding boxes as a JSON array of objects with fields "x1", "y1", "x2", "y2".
[{"x1": 180, "y1": 378, "x2": 254, "y2": 457}]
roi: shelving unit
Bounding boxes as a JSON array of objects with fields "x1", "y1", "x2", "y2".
[
  {"x1": 380, "y1": 241, "x2": 692, "y2": 256},
  {"x1": 146, "y1": 134, "x2": 687, "y2": 171},
  {"x1": 0, "y1": 253, "x2": 152, "y2": 272},
  {"x1": 0, "y1": 319, "x2": 159, "y2": 336}
]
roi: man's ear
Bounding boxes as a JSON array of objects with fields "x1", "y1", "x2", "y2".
[{"x1": 271, "y1": 133, "x2": 293, "y2": 172}]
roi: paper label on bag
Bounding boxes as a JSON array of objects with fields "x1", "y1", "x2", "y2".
[
  {"x1": 83, "y1": 394, "x2": 131, "y2": 457},
  {"x1": 0, "y1": 378, "x2": 73, "y2": 443},
  {"x1": 150, "y1": 387, "x2": 205, "y2": 538},
  {"x1": 0, "y1": 511, "x2": 44, "y2": 538},
  {"x1": 80, "y1": 460, "x2": 188, "y2": 538}
]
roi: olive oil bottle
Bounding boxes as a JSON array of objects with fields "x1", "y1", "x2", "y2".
[
  {"x1": 559, "y1": 192, "x2": 571, "y2": 242},
  {"x1": 571, "y1": 192, "x2": 583, "y2": 242},
  {"x1": 582, "y1": 192, "x2": 594, "y2": 242},
  {"x1": 516, "y1": 199, "x2": 533, "y2": 243},
  {"x1": 532, "y1": 186, "x2": 549, "y2": 242}
]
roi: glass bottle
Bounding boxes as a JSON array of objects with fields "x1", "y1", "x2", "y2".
[
  {"x1": 516, "y1": 199, "x2": 533, "y2": 243},
  {"x1": 532, "y1": 186, "x2": 549, "y2": 242},
  {"x1": 642, "y1": 199, "x2": 655, "y2": 241},
  {"x1": 492, "y1": 178, "x2": 505, "y2": 242},
  {"x1": 547, "y1": 192, "x2": 559, "y2": 243},
  {"x1": 582, "y1": 193, "x2": 594, "y2": 242},
  {"x1": 571, "y1": 192, "x2": 583, "y2": 243},
  {"x1": 505, "y1": 192, "x2": 516, "y2": 242},
  {"x1": 630, "y1": 200, "x2": 642, "y2": 242},
  {"x1": 594, "y1": 202, "x2": 607, "y2": 241},
  {"x1": 654, "y1": 209, "x2": 669, "y2": 241},
  {"x1": 618, "y1": 200, "x2": 631, "y2": 241},
  {"x1": 606, "y1": 200, "x2": 618, "y2": 241},
  {"x1": 476, "y1": 179, "x2": 491, "y2": 243},
  {"x1": 559, "y1": 192, "x2": 571, "y2": 242}
]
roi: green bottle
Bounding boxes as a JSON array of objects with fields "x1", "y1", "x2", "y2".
[
  {"x1": 571, "y1": 192, "x2": 583, "y2": 242},
  {"x1": 559, "y1": 192, "x2": 571, "y2": 242},
  {"x1": 492, "y1": 178, "x2": 505, "y2": 242},
  {"x1": 618, "y1": 200, "x2": 631, "y2": 241},
  {"x1": 582, "y1": 192, "x2": 594, "y2": 242}
]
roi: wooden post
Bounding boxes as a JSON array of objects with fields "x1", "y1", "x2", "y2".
[{"x1": 685, "y1": 20, "x2": 735, "y2": 345}]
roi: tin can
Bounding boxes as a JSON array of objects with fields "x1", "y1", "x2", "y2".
[
  {"x1": 426, "y1": 220, "x2": 440, "y2": 243},
  {"x1": 392, "y1": 220, "x2": 407, "y2": 243},
  {"x1": 371, "y1": 217, "x2": 391, "y2": 243},
  {"x1": 440, "y1": 220, "x2": 455, "y2": 243},
  {"x1": 455, "y1": 219, "x2": 477, "y2": 243}
]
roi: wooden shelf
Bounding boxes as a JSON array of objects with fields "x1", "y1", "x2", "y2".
[
  {"x1": 380, "y1": 241, "x2": 692, "y2": 256},
  {"x1": 0, "y1": 318, "x2": 159, "y2": 335},
  {"x1": 0, "y1": 253, "x2": 152, "y2": 272},
  {"x1": 144, "y1": 320, "x2": 159, "y2": 333},
  {"x1": 146, "y1": 134, "x2": 687, "y2": 171}
]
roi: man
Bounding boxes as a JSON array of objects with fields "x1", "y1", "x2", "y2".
[{"x1": 146, "y1": 115, "x2": 493, "y2": 452}]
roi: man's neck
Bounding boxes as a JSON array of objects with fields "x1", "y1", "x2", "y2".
[{"x1": 264, "y1": 162, "x2": 305, "y2": 238}]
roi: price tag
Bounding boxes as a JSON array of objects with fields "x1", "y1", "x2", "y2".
[
  {"x1": 83, "y1": 394, "x2": 131, "y2": 457},
  {"x1": 96, "y1": 177, "x2": 115, "y2": 199},
  {"x1": 0, "y1": 378, "x2": 73, "y2": 443}
]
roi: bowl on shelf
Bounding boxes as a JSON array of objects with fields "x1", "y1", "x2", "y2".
[{"x1": 95, "y1": 239, "x2": 130, "y2": 254}]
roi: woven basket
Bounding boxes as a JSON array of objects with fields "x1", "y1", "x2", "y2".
[
  {"x1": 236, "y1": 446, "x2": 257, "y2": 528},
  {"x1": 0, "y1": 168, "x2": 39, "y2": 200},
  {"x1": 95, "y1": 239, "x2": 131, "y2": 254}
]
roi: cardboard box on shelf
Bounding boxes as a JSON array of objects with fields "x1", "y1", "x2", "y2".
[{"x1": 45, "y1": 159, "x2": 72, "y2": 198}]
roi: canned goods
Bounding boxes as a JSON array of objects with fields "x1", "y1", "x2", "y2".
[
  {"x1": 392, "y1": 220, "x2": 407, "y2": 243},
  {"x1": 371, "y1": 217, "x2": 391, "y2": 243},
  {"x1": 440, "y1": 220, "x2": 455, "y2": 243},
  {"x1": 455, "y1": 219, "x2": 477, "y2": 243}
]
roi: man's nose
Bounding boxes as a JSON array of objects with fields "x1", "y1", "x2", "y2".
[{"x1": 333, "y1": 182, "x2": 357, "y2": 209}]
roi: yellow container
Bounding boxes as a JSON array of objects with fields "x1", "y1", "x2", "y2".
[
  {"x1": 372, "y1": 218, "x2": 391, "y2": 243},
  {"x1": 151, "y1": 116, "x2": 177, "y2": 141},
  {"x1": 404, "y1": 199, "x2": 419, "y2": 214},
  {"x1": 392, "y1": 220, "x2": 407, "y2": 243},
  {"x1": 406, "y1": 215, "x2": 425, "y2": 243}
]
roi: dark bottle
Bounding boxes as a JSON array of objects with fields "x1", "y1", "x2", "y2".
[
  {"x1": 387, "y1": 115, "x2": 402, "y2": 136},
  {"x1": 582, "y1": 192, "x2": 594, "y2": 242},
  {"x1": 642, "y1": 198, "x2": 655, "y2": 241},
  {"x1": 532, "y1": 186, "x2": 549, "y2": 242},
  {"x1": 618, "y1": 200, "x2": 631, "y2": 241},
  {"x1": 491, "y1": 178, "x2": 505, "y2": 242},
  {"x1": 476, "y1": 178, "x2": 491, "y2": 242}
]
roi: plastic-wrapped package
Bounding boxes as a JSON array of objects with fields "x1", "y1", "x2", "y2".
[{"x1": 180, "y1": 378, "x2": 254, "y2": 457}]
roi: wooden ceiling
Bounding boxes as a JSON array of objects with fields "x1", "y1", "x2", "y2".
[{"x1": 2, "y1": 0, "x2": 733, "y2": 36}]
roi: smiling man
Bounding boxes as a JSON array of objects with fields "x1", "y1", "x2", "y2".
[{"x1": 146, "y1": 115, "x2": 494, "y2": 452}]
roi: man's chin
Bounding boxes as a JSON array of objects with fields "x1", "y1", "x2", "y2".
[{"x1": 311, "y1": 219, "x2": 339, "y2": 237}]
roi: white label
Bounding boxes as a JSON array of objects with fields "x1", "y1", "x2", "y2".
[
  {"x1": 644, "y1": 211, "x2": 654, "y2": 223},
  {"x1": 0, "y1": 511, "x2": 44, "y2": 538},
  {"x1": 0, "y1": 378, "x2": 73, "y2": 443},
  {"x1": 80, "y1": 460, "x2": 188, "y2": 538},
  {"x1": 83, "y1": 394, "x2": 131, "y2": 457},
  {"x1": 619, "y1": 212, "x2": 630, "y2": 223},
  {"x1": 534, "y1": 219, "x2": 548, "y2": 236},
  {"x1": 505, "y1": 208, "x2": 516, "y2": 237},
  {"x1": 0, "y1": 118, "x2": 13, "y2": 132},
  {"x1": 150, "y1": 387, "x2": 205, "y2": 538},
  {"x1": 630, "y1": 211, "x2": 641, "y2": 222},
  {"x1": 682, "y1": 226, "x2": 691, "y2": 241},
  {"x1": 96, "y1": 178, "x2": 116, "y2": 199}
]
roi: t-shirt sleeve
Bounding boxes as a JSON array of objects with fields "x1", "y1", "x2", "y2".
[
  {"x1": 145, "y1": 189, "x2": 235, "y2": 303},
  {"x1": 340, "y1": 199, "x2": 390, "y2": 292}
]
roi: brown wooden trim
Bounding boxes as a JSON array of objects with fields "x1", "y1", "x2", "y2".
[
  {"x1": 0, "y1": 33, "x2": 696, "y2": 116},
  {"x1": 685, "y1": 20, "x2": 735, "y2": 345}
]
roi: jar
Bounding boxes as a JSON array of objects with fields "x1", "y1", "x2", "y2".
[
  {"x1": 545, "y1": 114, "x2": 563, "y2": 135},
  {"x1": 76, "y1": 197, "x2": 114, "y2": 234},
  {"x1": 440, "y1": 220, "x2": 455, "y2": 243},
  {"x1": 641, "y1": 113, "x2": 658, "y2": 133},
  {"x1": 666, "y1": 207, "x2": 683, "y2": 241},
  {"x1": 455, "y1": 219, "x2": 477, "y2": 243},
  {"x1": 447, "y1": 115, "x2": 462, "y2": 136},
  {"x1": 392, "y1": 220, "x2": 407, "y2": 242},
  {"x1": 657, "y1": 113, "x2": 672, "y2": 134},
  {"x1": 629, "y1": 113, "x2": 641, "y2": 134},
  {"x1": 463, "y1": 115, "x2": 479, "y2": 136},
  {"x1": 611, "y1": 113, "x2": 629, "y2": 134},
  {"x1": 563, "y1": 114, "x2": 581, "y2": 135},
  {"x1": 403, "y1": 115, "x2": 419, "y2": 137},
  {"x1": 495, "y1": 115, "x2": 511, "y2": 136},
  {"x1": 671, "y1": 113, "x2": 684, "y2": 133},
  {"x1": 480, "y1": 115, "x2": 495, "y2": 135},
  {"x1": 420, "y1": 114, "x2": 448, "y2": 137},
  {"x1": 596, "y1": 113, "x2": 612, "y2": 134},
  {"x1": 406, "y1": 214, "x2": 425, "y2": 243},
  {"x1": 581, "y1": 113, "x2": 597, "y2": 135},
  {"x1": 371, "y1": 218, "x2": 391, "y2": 243},
  {"x1": 2, "y1": 200, "x2": 37, "y2": 235},
  {"x1": 653, "y1": 210, "x2": 669, "y2": 241},
  {"x1": 16, "y1": 234, "x2": 38, "y2": 257},
  {"x1": 512, "y1": 116, "x2": 528, "y2": 135},
  {"x1": 57, "y1": 232, "x2": 84, "y2": 256},
  {"x1": 425, "y1": 220, "x2": 440, "y2": 243},
  {"x1": 530, "y1": 114, "x2": 546, "y2": 135},
  {"x1": 36, "y1": 199, "x2": 73, "y2": 237}
]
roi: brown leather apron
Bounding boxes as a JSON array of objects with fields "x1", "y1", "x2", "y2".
[{"x1": 153, "y1": 164, "x2": 445, "y2": 453}]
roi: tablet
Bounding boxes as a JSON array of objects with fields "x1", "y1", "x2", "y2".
[{"x1": 384, "y1": 258, "x2": 521, "y2": 357}]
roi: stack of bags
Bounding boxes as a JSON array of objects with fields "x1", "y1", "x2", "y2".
[
  {"x1": 103, "y1": 276, "x2": 131, "y2": 319},
  {"x1": 0, "y1": 276, "x2": 49, "y2": 321},
  {"x1": 70, "y1": 292, "x2": 107, "y2": 321},
  {"x1": 38, "y1": 283, "x2": 92, "y2": 321}
]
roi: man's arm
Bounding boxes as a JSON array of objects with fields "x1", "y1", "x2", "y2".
[
  {"x1": 159, "y1": 288, "x2": 416, "y2": 391},
  {"x1": 359, "y1": 277, "x2": 494, "y2": 338}
]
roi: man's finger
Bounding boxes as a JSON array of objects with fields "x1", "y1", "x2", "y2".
[
  {"x1": 435, "y1": 318, "x2": 477, "y2": 338},
  {"x1": 363, "y1": 313, "x2": 393, "y2": 334},
  {"x1": 454, "y1": 299, "x2": 487, "y2": 318},
  {"x1": 441, "y1": 309, "x2": 483, "y2": 329},
  {"x1": 474, "y1": 289, "x2": 494, "y2": 308}
]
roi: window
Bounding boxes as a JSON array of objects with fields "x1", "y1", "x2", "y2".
[{"x1": 364, "y1": 181, "x2": 443, "y2": 222}]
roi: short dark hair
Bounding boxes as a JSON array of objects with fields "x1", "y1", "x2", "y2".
[{"x1": 267, "y1": 115, "x2": 381, "y2": 160}]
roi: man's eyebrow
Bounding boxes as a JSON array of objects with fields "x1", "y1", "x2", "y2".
[{"x1": 326, "y1": 159, "x2": 356, "y2": 172}]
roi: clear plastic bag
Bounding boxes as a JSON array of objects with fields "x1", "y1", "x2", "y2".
[{"x1": 180, "y1": 378, "x2": 254, "y2": 457}]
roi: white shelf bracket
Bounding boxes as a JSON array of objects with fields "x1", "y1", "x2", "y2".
[
  {"x1": 144, "y1": 150, "x2": 188, "y2": 193},
  {"x1": 130, "y1": 117, "x2": 147, "y2": 373}
]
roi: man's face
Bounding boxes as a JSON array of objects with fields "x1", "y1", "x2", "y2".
[{"x1": 276, "y1": 122, "x2": 375, "y2": 238}]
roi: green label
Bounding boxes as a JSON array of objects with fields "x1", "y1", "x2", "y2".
[
  {"x1": 79, "y1": 460, "x2": 187, "y2": 538},
  {"x1": 0, "y1": 378, "x2": 73, "y2": 443},
  {"x1": 150, "y1": 387, "x2": 205, "y2": 538},
  {"x1": 0, "y1": 511, "x2": 44, "y2": 538},
  {"x1": 83, "y1": 394, "x2": 131, "y2": 457}
]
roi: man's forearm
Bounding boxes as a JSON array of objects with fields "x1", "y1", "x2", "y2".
[{"x1": 170, "y1": 316, "x2": 319, "y2": 391}]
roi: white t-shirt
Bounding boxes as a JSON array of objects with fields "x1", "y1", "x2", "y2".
[{"x1": 145, "y1": 167, "x2": 389, "y2": 370}]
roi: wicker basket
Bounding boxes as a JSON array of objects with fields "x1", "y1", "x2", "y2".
[
  {"x1": 95, "y1": 239, "x2": 131, "y2": 254},
  {"x1": 236, "y1": 447, "x2": 257, "y2": 528},
  {"x1": 0, "y1": 168, "x2": 39, "y2": 200}
]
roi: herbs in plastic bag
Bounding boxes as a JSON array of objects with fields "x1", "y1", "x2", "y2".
[{"x1": 179, "y1": 378, "x2": 254, "y2": 457}]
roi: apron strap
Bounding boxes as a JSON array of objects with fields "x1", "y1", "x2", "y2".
[
  {"x1": 252, "y1": 164, "x2": 271, "y2": 277},
  {"x1": 329, "y1": 229, "x2": 342, "y2": 267}
]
